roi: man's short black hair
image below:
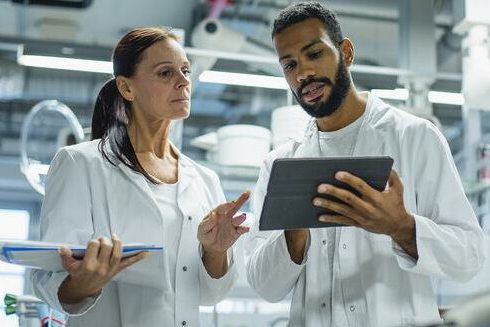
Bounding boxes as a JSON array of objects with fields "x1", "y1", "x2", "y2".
[{"x1": 272, "y1": 2, "x2": 343, "y2": 47}]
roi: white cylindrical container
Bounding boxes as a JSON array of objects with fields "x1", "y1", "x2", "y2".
[
  {"x1": 271, "y1": 105, "x2": 310, "y2": 149},
  {"x1": 216, "y1": 124, "x2": 271, "y2": 167}
]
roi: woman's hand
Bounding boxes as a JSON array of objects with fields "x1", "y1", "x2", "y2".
[
  {"x1": 57, "y1": 234, "x2": 148, "y2": 304},
  {"x1": 198, "y1": 191, "x2": 250, "y2": 278},
  {"x1": 198, "y1": 191, "x2": 250, "y2": 254}
]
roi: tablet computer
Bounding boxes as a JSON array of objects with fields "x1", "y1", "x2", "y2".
[{"x1": 259, "y1": 156, "x2": 394, "y2": 230}]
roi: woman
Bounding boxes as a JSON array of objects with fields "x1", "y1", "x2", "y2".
[{"x1": 31, "y1": 27, "x2": 250, "y2": 326}]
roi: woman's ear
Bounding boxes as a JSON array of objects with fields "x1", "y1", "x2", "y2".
[
  {"x1": 116, "y1": 76, "x2": 134, "y2": 102},
  {"x1": 339, "y1": 38, "x2": 354, "y2": 66}
]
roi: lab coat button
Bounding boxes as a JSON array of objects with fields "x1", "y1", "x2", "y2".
[
  {"x1": 188, "y1": 216, "x2": 192, "y2": 221},
  {"x1": 343, "y1": 243, "x2": 347, "y2": 249},
  {"x1": 321, "y1": 302, "x2": 327, "y2": 308},
  {"x1": 350, "y1": 305, "x2": 355, "y2": 312},
  {"x1": 182, "y1": 266, "x2": 188, "y2": 272},
  {"x1": 322, "y1": 239, "x2": 326, "y2": 245},
  {"x1": 181, "y1": 321, "x2": 187, "y2": 326}
]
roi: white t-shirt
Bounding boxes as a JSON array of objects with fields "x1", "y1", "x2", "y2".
[
  {"x1": 317, "y1": 103, "x2": 367, "y2": 325},
  {"x1": 147, "y1": 180, "x2": 183, "y2": 322}
]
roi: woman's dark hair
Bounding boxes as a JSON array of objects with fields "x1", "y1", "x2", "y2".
[
  {"x1": 272, "y1": 2, "x2": 343, "y2": 47},
  {"x1": 91, "y1": 27, "x2": 178, "y2": 183}
]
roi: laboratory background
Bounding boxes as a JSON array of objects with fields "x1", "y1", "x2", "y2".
[{"x1": 0, "y1": 0, "x2": 489, "y2": 326}]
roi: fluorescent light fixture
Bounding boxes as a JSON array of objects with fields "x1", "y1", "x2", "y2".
[
  {"x1": 18, "y1": 54, "x2": 112, "y2": 74},
  {"x1": 371, "y1": 88, "x2": 409, "y2": 101},
  {"x1": 428, "y1": 91, "x2": 465, "y2": 105},
  {"x1": 199, "y1": 70, "x2": 289, "y2": 90},
  {"x1": 372, "y1": 88, "x2": 464, "y2": 106}
]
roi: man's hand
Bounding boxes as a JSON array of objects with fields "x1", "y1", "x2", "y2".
[{"x1": 314, "y1": 169, "x2": 418, "y2": 259}]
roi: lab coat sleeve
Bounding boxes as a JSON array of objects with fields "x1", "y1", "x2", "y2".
[
  {"x1": 30, "y1": 148, "x2": 102, "y2": 315},
  {"x1": 198, "y1": 171, "x2": 238, "y2": 305},
  {"x1": 245, "y1": 155, "x2": 309, "y2": 302},
  {"x1": 393, "y1": 122, "x2": 486, "y2": 281}
]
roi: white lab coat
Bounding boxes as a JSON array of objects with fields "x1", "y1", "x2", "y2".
[
  {"x1": 31, "y1": 140, "x2": 237, "y2": 327},
  {"x1": 246, "y1": 94, "x2": 486, "y2": 327}
]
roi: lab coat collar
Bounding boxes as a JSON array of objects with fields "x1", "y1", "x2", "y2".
[{"x1": 293, "y1": 93, "x2": 385, "y2": 157}]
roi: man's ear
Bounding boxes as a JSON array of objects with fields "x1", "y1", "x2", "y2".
[
  {"x1": 339, "y1": 38, "x2": 354, "y2": 66},
  {"x1": 116, "y1": 76, "x2": 134, "y2": 102}
]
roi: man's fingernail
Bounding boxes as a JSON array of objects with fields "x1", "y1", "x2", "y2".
[
  {"x1": 313, "y1": 199, "x2": 322, "y2": 206},
  {"x1": 336, "y1": 172, "x2": 345, "y2": 179}
]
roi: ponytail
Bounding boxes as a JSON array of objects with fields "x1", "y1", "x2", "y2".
[{"x1": 91, "y1": 78, "x2": 158, "y2": 183}]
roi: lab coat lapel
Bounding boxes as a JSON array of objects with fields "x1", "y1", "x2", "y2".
[
  {"x1": 177, "y1": 154, "x2": 203, "y2": 219},
  {"x1": 352, "y1": 106, "x2": 385, "y2": 157},
  {"x1": 116, "y1": 162, "x2": 162, "y2": 222},
  {"x1": 293, "y1": 118, "x2": 322, "y2": 158}
]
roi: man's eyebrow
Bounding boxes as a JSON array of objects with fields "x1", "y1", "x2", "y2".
[{"x1": 279, "y1": 40, "x2": 322, "y2": 61}]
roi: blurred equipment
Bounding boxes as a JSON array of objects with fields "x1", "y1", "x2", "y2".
[
  {"x1": 189, "y1": 18, "x2": 280, "y2": 86},
  {"x1": 20, "y1": 100, "x2": 84, "y2": 195},
  {"x1": 3, "y1": 293, "x2": 66, "y2": 327},
  {"x1": 434, "y1": 292, "x2": 490, "y2": 327},
  {"x1": 10, "y1": 0, "x2": 93, "y2": 9},
  {"x1": 270, "y1": 105, "x2": 310, "y2": 149},
  {"x1": 216, "y1": 124, "x2": 271, "y2": 167},
  {"x1": 454, "y1": 0, "x2": 490, "y2": 111}
]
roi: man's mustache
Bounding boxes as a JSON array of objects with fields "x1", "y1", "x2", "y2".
[{"x1": 297, "y1": 77, "x2": 333, "y2": 97}]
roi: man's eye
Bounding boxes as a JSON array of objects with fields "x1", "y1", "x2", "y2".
[
  {"x1": 283, "y1": 62, "x2": 296, "y2": 71},
  {"x1": 309, "y1": 50, "x2": 323, "y2": 59}
]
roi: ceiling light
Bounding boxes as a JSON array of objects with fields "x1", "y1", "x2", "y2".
[
  {"x1": 371, "y1": 88, "x2": 409, "y2": 101},
  {"x1": 199, "y1": 70, "x2": 289, "y2": 90},
  {"x1": 17, "y1": 54, "x2": 112, "y2": 74},
  {"x1": 428, "y1": 91, "x2": 465, "y2": 106}
]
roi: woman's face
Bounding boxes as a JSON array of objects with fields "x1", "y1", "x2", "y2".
[{"x1": 124, "y1": 39, "x2": 192, "y2": 122}]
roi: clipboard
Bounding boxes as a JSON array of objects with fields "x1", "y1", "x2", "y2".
[
  {"x1": 0, "y1": 240, "x2": 163, "y2": 272},
  {"x1": 259, "y1": 156, "x2": 394, "y2": 230}
]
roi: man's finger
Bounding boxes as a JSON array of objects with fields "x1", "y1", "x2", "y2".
[
  {"x1": 318, "y1": 214, "x2": 360, "y2": 227},
  {"x1": 334, "y1": 171, "x2": 379, "y2": 201},
  {"x1": 313, "y1": 198, "x2": 366, "y2": 224},
  {"x1": 388, "y1": 169, "x2": 403, "y2": 191},
  {"x1": 317, "y1": 184, "x2": 369, "y2": 212}
]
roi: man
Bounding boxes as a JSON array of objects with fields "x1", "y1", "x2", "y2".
[{"x1": 245, "y1": 2, "x2": 485, "y2": 327}]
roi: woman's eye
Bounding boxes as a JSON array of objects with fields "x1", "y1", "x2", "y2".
[
  {"x1": 182, "y1": 68, "x2": 191, "y2": 76},
  {"x1": 159, "y1": 70, "x2": 172, "y2": 78}
]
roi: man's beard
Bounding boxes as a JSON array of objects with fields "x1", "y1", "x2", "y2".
[{"x1": 293, "y1": 57, "x2": 351, "y2": 118}]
